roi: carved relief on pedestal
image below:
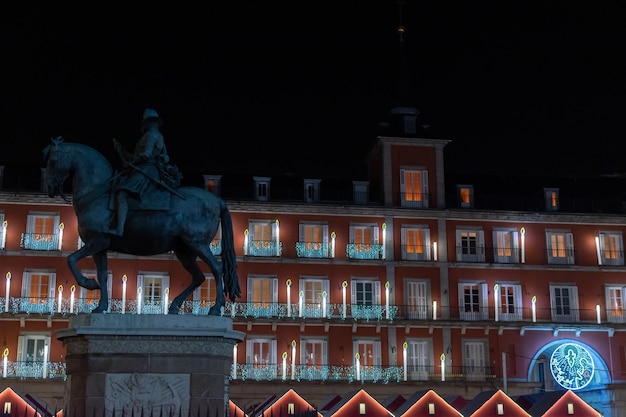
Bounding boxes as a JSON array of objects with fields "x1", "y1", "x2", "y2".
[{"x1": 105, "y1": 373, "x2": 190, "y2": 417}]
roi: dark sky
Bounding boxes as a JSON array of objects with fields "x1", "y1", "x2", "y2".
[{"x1": 1, "y1": 1, "x2": 625, "y2": 184}]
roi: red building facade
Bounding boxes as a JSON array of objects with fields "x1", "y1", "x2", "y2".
[{"x1": 0, "y1": 110, "x2": 624, "y2": 416}]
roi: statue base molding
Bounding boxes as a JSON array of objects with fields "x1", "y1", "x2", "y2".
[{"x1": 57, "y1": 314, "x2": 244, "y2": 417}]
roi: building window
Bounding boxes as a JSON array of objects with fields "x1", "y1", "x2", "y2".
[
  {"x1": 17, "y1": 333, "x2": 51, "y2": 364},
  {"x1": 352, "y1": 279, "x2": 380, "y2": 307},
  {"x1": 463, "y1": 339, "x2": 488, "y2": 381},
  {"x1": 353, "y1": 181, "x2": 369, "y2": 205},
  {"x1": 599, "y1": 231, "x2": 624, "y2": 266},
  {"x1": 202, "y1": 174, "x2": 221, "y2": 196},
  {"x1": 359, "y1": 403, "x2": 366, "y2": 415},
  {"x1": 247, "y1": 275, "x2": 278, "y2": 316},
  {"x1": 300, "y1": 338, "x2": 327, "y2": 371},
  {"x1": 303, "y1": 179, "x2": 321, "y2": 203},
  {"x1": 458, "y1": 282, "x2": 488, "y2": 320},
  {"x1": 354, "y1": 339, "x2": 381, "y2": 368},
  {"x1": 546, "y1": 230, "x2": 575, "y2": 265},
  {"x1": 493, "y1": 229, "x2": 519, "y2": 263},
  {"x1": 457, "y1": 185, "x2": 473, "y2": 208},
  {"x1": 544, "y1": 188, "x2": 559, "y2": 211},
  {"x1": 288, "y1": 403, "x2": 295, "y2": 415},
  {"x1": 401, "y1": 225, "x2": 431, "y2": 261},
  {"x1": 496, "y1": 283, "x2": 522, "y2": 321},
  {"x1": 21, "y1": 270, "x2": 56, "y2": 307},
  {"x1": 297, "y1": 222, "x2": 329, "y2": 258},
  {"x1": 248, "y1": 219, "x2": 281, "y2": 257},
  {"x1": 300, "y1": 276, "x2": 329, "y2": 317},
  {"x1": 405, "y1": 280, "x2": 430, "y2": 319},
  {"x1": 137, "y1": 273, "x2": 170, "y2": 314},
  {"x1": 348, "y1": 224, "x2": 381, "y2": 260},
  {"x1": 606, "y1": 285, "x2": 626, "y2": 323},
  {"x1": 246, "y1": 337, "x2": 276, "y2": 369},
  {"x1": 23, "y1": 212, "x2": 60, "y2": 251},
  {"x1": 400, "y1": 168, "x2": 429, "y2": 208},
  {"x1": 407, "y1": 339, "x2": 433, "y2": 380},
  {"x1": 550, "y1": 284, "x2": 579, "y2": 322},
  {"x1": 456, "y1": 228, "x2": 485, "y2": 262},
  {"x1": 253, "y1": 176, "x2": 271, "y2": 201}
]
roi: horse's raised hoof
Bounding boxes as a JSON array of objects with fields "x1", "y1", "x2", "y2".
[{"x1": 91, "y1": 306, "x2": 107, "y2": 314}]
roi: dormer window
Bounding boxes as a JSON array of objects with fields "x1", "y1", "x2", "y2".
[
  {"x1": 304, "y1": 179, "x2": 321, "y2": 203},
  {"x1": 400, "y1": 168, "x2": 429, "y2": 208},
  {"x1": 353, "y1": 181, "x2": 369, "y2": 205},
  {"x1": 254, "y1": 176, "x2": 271, "y2": 201},
  {"x1": 544, "y1": 188, "x2": 559, "y2": 211},
  {"x1": 203, "y1": 175, "x2": 222, "y2": 196},
  {"x1": 457, "y1": 185, "x2": 474, "y2": 208}
]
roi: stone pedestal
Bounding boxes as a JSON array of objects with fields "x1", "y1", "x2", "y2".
[{"x1": 57, "y1": 314, "x2": 245, "y2": 417}]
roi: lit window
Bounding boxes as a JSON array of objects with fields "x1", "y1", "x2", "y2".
[
  {"x1": 457, "y1": 185, "x2": 473, "y2": 208},
  {"x1": 359, "y1": 403, "x2": 366, "y2": 414},
  {"x1": 428, "y1": 403, "x2": 435, "y2": 414},
  {"x1": 544, "y1": 188, "x2": 559, "y2": 211},
  {"x1": 288, "y1": 403, "x2": 295, "y2": 415},
  {"x1": 567, "y1": 403, "x2": 574, "y2": 414},
  {"x1": 497, "y1": 403, "x2": 504, "y2": 415},
  {"x1": 400, "y1": 168, "x2": 429, "y2": 208}
]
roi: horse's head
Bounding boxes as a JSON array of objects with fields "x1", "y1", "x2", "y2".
[{"x1": 43, "y1": 137, "x2": 71, "y2": 198}]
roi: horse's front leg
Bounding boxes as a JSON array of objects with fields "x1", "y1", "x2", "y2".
[
  {"x1": 91, "y1": 250, "x2": 109, "y2": 313},
  {"x1": 67, "y1": 245, "x2": 101, "y2": 290}
]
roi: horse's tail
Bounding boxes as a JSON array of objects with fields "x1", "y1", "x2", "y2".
[{"x1": 219, "y1": 201, "x2": 241, "y2": 301}]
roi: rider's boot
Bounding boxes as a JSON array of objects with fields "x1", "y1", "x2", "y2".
[{"x1": 108, "y1": 195, "x2": 128, "y2": 236}]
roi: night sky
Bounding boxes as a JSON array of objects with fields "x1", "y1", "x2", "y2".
[{"x1": 1, "y1": 1, "x2": 625, "y2": 184}]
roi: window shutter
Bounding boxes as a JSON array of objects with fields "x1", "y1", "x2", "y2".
[
  {"x1": 374, "y1": 281, "x2": 381, "y2": 304},
  {"x1": 21, "y1": 272, "x2": 31, "y2": 297},
  {"x1": 372, "y1": 226, "x2": 379, "y2": 245},
  {"x1": 455, "y1": 230, "x2": 463, "y2": 260},
  {"x1": 423, "y1": 228, "x2": 431, "y2": 259},
  {"x1": 351, "y1": 280, "x2": 356, "y2": 305},
  {"x1": 17, "y1": 336, "x2": 25, "y2": 361},
  {"x1": 566, "y1": 233, "x2": 575, "y2": 263},
  {"x1": 322, "y1": 225, "x2": 329, "y2": 243},
  {"x1": 49, "y1": 273, "x2": 57, "y2": 299},
  {"x1": 481, "y1": 283, "x2": 488, "y2": 319},
  {"x1": 421, "y1": 170, "x2": 429, "y2": 195},
  {"x1": 272, "y1": 278, "x2": 278, "y2": 302}
]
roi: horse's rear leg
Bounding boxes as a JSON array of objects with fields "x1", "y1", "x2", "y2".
[
  {"x1": 170, "y1": 247, "x2": 210, "y2": 314},
  {"x1": 194, "y1": 246, "x2": 226, "y2": 316}
]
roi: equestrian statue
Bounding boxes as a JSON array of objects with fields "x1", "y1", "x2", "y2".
[{"x1": 43, "y1": 109, "x2": 240, "y2": 315}]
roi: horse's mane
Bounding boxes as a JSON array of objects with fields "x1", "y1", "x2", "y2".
[{"x1": 43, "y1": 137, "x2": 113, "y2": 171}]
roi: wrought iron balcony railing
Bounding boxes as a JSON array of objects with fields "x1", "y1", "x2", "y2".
[
  {"x1": 2, "y1": 297, "x2": 623, "y2": 326},
  {"x1": 346, "y1": 243, "x2": 383, "y2": 260},
  {"x1": 20, "y1": 233, "x2": 59, "y2": 251},
  {"x1": 1, "y1": 361, "x2": 496, "y2": 384},
  {"x1": 295, "y1": 241, "x2": 330, "y2": 258}
]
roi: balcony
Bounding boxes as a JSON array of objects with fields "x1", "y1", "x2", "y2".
[
  {"x1": 1, "y1": 360, "x2": 496, "y2": 384},
  {"x1": 245, "y1": 240, "x2": 283, "y2": 257},
  {"x1": 346, "y1": 243, "x2": 383, "y2": 260},
  {"x1": 295, "y1": 241, "x2": 330, "y2": 258},
  {"x1": 20, "y1": 233, "x2": 59, "y2": 251}
]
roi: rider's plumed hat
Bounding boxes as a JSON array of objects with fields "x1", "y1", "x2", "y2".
[{"x1": 141, "y1": 108, "x2": 163, "y2": 131}]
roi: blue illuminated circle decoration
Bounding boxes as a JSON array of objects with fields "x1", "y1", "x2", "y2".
[{"x1": 550, "y1": 342, "x2": 594, "y2": 390}]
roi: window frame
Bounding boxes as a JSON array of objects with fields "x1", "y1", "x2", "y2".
[
  {"x1": 400, "y1": 168, "x2": 429, "y2": 208},
  {"x1": 401, "y1": 225, "x2": 431, "y2": 261},
  {"x1": 456, "y1": 228, "x2": 485, "y2": 262},
  {"x1": 546, "y1": 230, "x2": 575, "y2": 265},
  {"x1": 550, "y1": 284, "x2": 579, "y2": 322}
]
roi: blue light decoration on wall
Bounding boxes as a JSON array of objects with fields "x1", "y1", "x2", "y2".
[{"x1": 550, "y1": 342, "x2": 594, "y2": 390}]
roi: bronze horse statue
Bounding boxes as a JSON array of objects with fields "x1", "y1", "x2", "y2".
[{"x1": 43, "y1": 138, "x2": 240, "y2": 314}]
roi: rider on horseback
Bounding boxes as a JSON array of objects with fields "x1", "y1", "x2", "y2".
[{"x1": 108, "y1": 108, "x2": 182, "y2": 236}]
